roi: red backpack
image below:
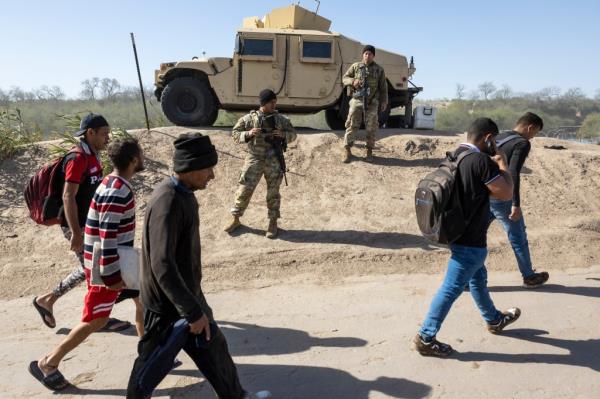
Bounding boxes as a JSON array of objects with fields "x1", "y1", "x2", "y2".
[{"x1": 24, "y1": 147, "x2": 86, "y2": 226}]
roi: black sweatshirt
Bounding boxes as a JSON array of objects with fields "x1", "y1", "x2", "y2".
[
  {"x1": 497, "y1": 131, "x2": 531, "y2": 207},
  {"x1": 139, "y1": 177, "x2": 213, "y2": 324}
]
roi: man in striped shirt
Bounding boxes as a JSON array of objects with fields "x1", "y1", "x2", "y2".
[{"x1": 30, "y1": 138, "x2": 145, "y2": 391}]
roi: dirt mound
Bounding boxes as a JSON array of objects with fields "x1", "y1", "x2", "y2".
[{"x1": 1, "y1": 127, "x2": 599, "y2": 300}]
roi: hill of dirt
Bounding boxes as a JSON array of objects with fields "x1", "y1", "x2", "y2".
[{"x1": 1, "y1": 127, "x2": 599, "y2": 299}]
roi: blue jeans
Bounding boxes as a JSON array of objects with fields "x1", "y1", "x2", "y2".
[
  {"x1": 489, "y1": 199, "x2": 534, "y2": 278},
  {"x1": 419, "y1": 244, "x2": 502, "y2": 340}
]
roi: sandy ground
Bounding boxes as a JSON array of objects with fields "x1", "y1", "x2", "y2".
[
  {"x1": 0, "y1": 266, "x2": 599, "y2": 398},
  {"x1": 1, "y1": 127, "x2": 599, "y2": 398}
]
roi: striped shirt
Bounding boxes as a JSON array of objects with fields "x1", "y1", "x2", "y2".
[{"x1": 83, "y1": 175, "x2": 135, "y2": 286}]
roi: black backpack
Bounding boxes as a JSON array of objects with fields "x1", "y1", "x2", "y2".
[{"x1": 415, "y1": 149, "x2": 476, "y2": 244}]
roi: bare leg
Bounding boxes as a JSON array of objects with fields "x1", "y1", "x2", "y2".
[{"x1": 39, "y1": 317, "x2": 108, "y2": 376}]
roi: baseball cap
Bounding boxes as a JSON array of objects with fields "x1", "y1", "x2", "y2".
[{"x1": 74, "y1": 113, "x2": 109, "y2": 137}]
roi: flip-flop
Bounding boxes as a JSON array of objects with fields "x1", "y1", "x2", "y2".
[
  {"x1": 32, "y1": 297, "x2": 56, "y2": 329},
  {"x1": 28, "y1": 360, "x2": 70, "y2": 391},
  {"x1": 98, "y1": 318, "x2": 131, "y2": 332}
]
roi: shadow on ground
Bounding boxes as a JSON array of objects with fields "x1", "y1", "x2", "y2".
[{"x1": 456, "y1": 328, "x2": 600, "y2": 372}]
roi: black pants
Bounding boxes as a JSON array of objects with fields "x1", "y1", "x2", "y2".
[{"x1": 127, "y1": 312, "x2": 245, "y2": 399}]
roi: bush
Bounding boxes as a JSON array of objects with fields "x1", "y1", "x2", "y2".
[
  {"x1": 578, "y1": 113, "x2": 600, "y2": 140},
  {"x1": 0, "y1": 108, "x2": 42, "y2": 161}
]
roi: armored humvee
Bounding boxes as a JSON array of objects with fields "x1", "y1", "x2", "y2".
[{"x1": 154, "y1": 4, "x2": 422, "y2": 129}]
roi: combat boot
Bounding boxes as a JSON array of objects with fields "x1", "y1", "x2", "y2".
[
  {"x1": 365, "y1": 148, "x2": 374, "y2": 163},
  {"x1": 342, "y1": 145, "x2": 352, "y2": 163},
  {"x1": 224, "y1": 215, "x2": 241, "y2": 233},
  {"x1": 266, "y1": 218, "x2": 278, "y2": 239}
]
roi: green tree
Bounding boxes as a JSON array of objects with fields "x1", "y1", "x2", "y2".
[{"x1": 578, "y1": 113, "x2": 600, "y2": 140}]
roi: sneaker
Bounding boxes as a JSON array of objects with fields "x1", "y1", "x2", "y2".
[
  {"x1": 487, "y1": 308, "x2": 521, "y2": 334},
  {"x1": 245, "y1": 391, "x2": 272, "y2": 399},
  {"x1": 523, "y1": 271, "x2": 549, "y2": 288},
  {"x1": 413, "y1": 334, "x2": 454, "y2": 357}
]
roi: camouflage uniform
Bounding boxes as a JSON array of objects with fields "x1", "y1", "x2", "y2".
[
  {"x1": 230, "y1": 110, "x2": 296, "y2": 219},
  {"x1": 342, "y1": 61, "x2": 388, "y2": 149}
]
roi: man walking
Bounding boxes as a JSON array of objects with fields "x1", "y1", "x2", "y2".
[
  {"x1": 491, "y1": 112, "x2": 549, "y2": 287},
  {"x1": 415, "y1": 118, "x2": 521, "y2": 357},
  {"x1": 29, "y1": 138, "x2": 145, "y2": 390},
  {"x1": 32, "y1": 113, "x2": 129, "y2": 332},
  {"x1": 127, "y1": 133, "x2": 271, "y2": 399},
  {"x1": 342, "y1": 45, "x2": 388, "y2": 163},
  {"x1": 224, "y1": 89, "x2": 296, "y2": 239}
]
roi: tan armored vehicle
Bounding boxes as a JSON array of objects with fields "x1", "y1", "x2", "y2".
[{"x1": 154, "y1": 4, "x2": 422, "y2": 129}]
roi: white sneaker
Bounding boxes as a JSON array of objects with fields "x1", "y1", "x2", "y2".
[{"x1": 245, "y1": 391, "x2": 272, "y2": 399}]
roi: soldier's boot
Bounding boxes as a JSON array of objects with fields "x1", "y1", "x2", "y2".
[
  {"x1": 266, "y1": 218, "x2": 278, "y2": 239},
  {"x1": 224, "y1": 215, "x2": 241, "y2": 233},
  {"x1": 365, "y1": 148, "x2": 374, "y2": 163},
  {"x1": 342, "y1": 146, "x2": 352, "y2": 163}
]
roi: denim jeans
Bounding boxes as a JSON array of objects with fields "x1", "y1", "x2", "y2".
[
  {"x1": 489, "y1": 199, "x2": 534, "y2": 278},
  {"x1": 419, "y1": 244, "x2": 502, "y2": 340}
]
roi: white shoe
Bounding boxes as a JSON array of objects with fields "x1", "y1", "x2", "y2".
[{"x1": 245, "y1": 391, "x2": 272, "y2": 399}]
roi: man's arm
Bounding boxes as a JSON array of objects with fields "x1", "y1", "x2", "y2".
[
  {"x1": 507, "y1": 141, "x2": 531, "y2": 208},
  {"x1": 232, "y1": 115, "x2": 260, "y2": 144},
  {"x1": 342, "y1": 64, "x2": 356, "y2": 87},
  {"x1": 62, "y1": 182, "x2": 82, "y2": 252},
  {"x1": 487, "y1": 151, "x2": 514, "y2": 201},
  {"x1": 148, "y1": 198, "x2": 204, "y2": 323}
]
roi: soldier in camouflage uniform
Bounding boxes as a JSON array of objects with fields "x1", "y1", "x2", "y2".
[
  {"x1": 224, "y1": 89, "x2": 296, "y2": 239},
  {"x1": 342, "y1": 45, "x2": 388, "y2": 163}
]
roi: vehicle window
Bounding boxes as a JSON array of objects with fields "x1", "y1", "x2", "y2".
[
  {"x1": 242, "y1": 39, "x2": 273, "y2": 56},
  {"x1": 303, "y1": 41, "x2": 332, "y2": 58}
]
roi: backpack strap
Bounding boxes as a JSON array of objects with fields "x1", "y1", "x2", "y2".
[
  {"x1": 61, "y1": 145, "x2": 90, "y2": 180},
  {"x1": 496, "y1": 134, "x2": 524, "y2": 148}
]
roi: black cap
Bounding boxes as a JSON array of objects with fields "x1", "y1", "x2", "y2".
[
  {"x1": 259, "y1": 89, "x2": 277, "y2": 106},
  {"x1": 362, "y1": 45, "x2": 375, "y2": 56},
  {"x1": 75, "y1": 113, "x2": 109, "y2": 137},
  {"x1": 173, "y1": 132, "x2": 218, "y2": 173}
]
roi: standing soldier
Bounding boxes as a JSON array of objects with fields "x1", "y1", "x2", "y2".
[
  {"x1": 342, "y1": 45, "x2": 388, "y2": 163},
  {"x1": 224, "y1": 89, "x2": 296, "y2": 239}
]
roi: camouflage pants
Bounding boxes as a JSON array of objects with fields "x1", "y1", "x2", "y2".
[
  {"x1": 231, "y1": 154, "x2": 283, "y2": 219},
  {"x1": 52, "y1": 226, "x2": 86, "y2": 298},
  {"x1": 343, "y1": 98, "x2": 379, "y2": 149}
]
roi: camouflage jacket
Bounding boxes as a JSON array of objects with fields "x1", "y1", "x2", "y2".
[
  {"x1": 232, "y1": 110, "x2": 297, "y2": 157},
  {"x1": 342, "y1": 61, "x2": 388, "y2": 105}
]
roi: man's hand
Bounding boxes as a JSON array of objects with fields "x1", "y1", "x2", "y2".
[
  {"x1": 380, "y1": 102, "x2": 388, "y2": 113},
  {"x1": 491, "y1": 150, "x2": 509, "y2": 171},
  {"x1": 70, "y1": 233, "x2": 83, "y2": 253},
  {"x1": 107, "y1": 280, "x2": 126, "y2": 291},
  {"x1": 353, "y1": 79, "x2": 362, "y2": 89},
  {"x1": 509, "y1": 206, "x2": 522, "y2": 221},
  {"x1": 189, "y1": 314, "x2": 211, "y2": 342},
  {"x1": 247, "y1": 127, "x2": 262, "y2": 139}
]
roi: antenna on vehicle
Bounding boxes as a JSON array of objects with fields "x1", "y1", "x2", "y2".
[
  {"x1": 130, "y1": 32, "x2": 150, "y2": 132},
  {"x1": 314, "y1": 0, "x2": 320, "y2": 14}
]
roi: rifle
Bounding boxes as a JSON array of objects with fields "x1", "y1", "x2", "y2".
[
  {"x1": 353, "y1": 64, "x2": 371, "y2": 114},
  {"x1": 259, "y1": 114, "x2": 288, "y2": 186}
]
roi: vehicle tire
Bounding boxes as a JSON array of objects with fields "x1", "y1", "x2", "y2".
[
  {"x1": 379, "y1": 103, "x2": 391, "y2": 128},
  {"x1": 386, "y1": 115, "x2": 402, "y2": 128},
  {"x1": 325, "y1": 108, "x2": 346, "y2": 130},
  {"x1": 160, "y1": 76, "x2": 218, "y2": 126}
]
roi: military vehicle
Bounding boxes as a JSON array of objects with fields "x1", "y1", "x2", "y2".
[{"x1": 154, "y1": 4, "x2": 422, "y2": 129}]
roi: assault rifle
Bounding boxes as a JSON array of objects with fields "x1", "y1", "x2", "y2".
[
  {"x1": 259, "y1": 114, "x2": 288, "y2": 186},
  {"x1": 353, "y1": 64, "x2": 371, "y2": 114}
]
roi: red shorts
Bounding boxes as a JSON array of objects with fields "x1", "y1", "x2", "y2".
[{"x1": 82, "y1": 269, "x2": 121, "y2": 322}]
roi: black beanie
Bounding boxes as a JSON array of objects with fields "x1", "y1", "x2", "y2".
[
  {"x1": 362, "y1": 45, "x2": 375, "y2": 56},
  {"x1": 172, "y1": 132, "x2": 218, "y2": 173},
  {"x1": 259, "y1": 89, "x2": 277, "y2": 106}
]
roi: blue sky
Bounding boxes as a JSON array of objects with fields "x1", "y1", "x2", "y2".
[{"x1": 1, "y1": 0, "x2": 599, "y2": 99}]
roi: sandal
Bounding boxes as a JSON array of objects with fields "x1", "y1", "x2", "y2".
[
  {"x1": 28, "y1": 358, "x2": 70, "y2": 391},
  {"x1": 32, "y1": 297, "x2": 56, "y2": 329},
  {"x1": 98, "y1": 318, "x2": 131, "y2": 332}
]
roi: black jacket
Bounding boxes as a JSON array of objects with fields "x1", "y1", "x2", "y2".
[{"x1": 139, "y1": 178, "x2": 213, "y2": 323}]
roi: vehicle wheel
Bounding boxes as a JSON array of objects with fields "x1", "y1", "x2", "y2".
[
  {"x1": 386, "y1": 115, "x2": 403, "y2": 128},
  {"x1": 379, "y1": 103, "x2": 391, "y2": 128},
  {"x1": 161, "y1": 76, "x2": 218, "y2": 126},
  {"x1": 325, "y1": 108, "x2": 346, "y2": 130}
]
